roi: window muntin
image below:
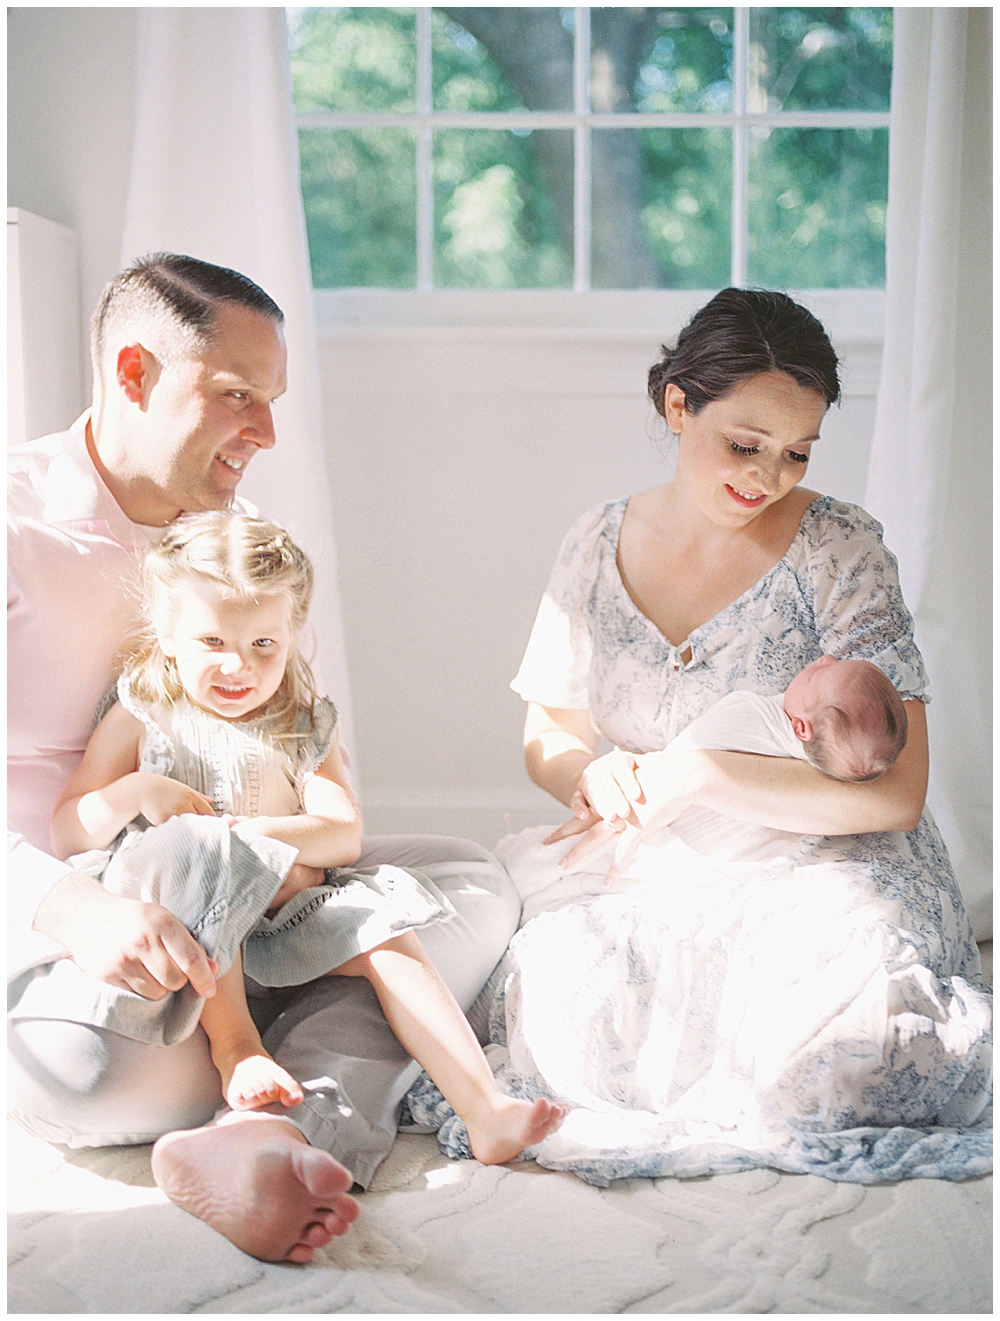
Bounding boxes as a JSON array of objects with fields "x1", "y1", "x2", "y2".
[{"x1": 289, "y1": 7, "x2": 892, "y2": 293}]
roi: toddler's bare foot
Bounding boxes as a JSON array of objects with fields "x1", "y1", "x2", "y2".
[
  {"x1": 225, "y1": 1053, "x2": 305, "y2": 1111},
  {"x1": 151, "y1": 1114, "x2": 359, "y2": 1263},
  {"x1": 465, "y1": 1096, "x2": 570, "y2": 1165}
]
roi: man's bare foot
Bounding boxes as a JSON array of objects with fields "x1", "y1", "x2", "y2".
[
  {"x1": 464, "y1": 1096, "x2": 571, "y2": 1165},
  {"x1": 151, "y1": 1114, "x2": 359, "y2": 1263},
  {"x1": 224, "y1": 1053, "x2": 305, "y2": 1111}
]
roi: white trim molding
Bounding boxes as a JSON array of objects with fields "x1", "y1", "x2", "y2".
[
  {"x1": 361, "y1": 786, "x2": 554, "y2": 812},
  {"x1": 316, "y1": 316, "x2": 882, "y2": 401}
]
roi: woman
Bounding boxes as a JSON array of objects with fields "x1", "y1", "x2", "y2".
[{"x1": 482, "y1": 288, "x2": 991, "y2": 1184}]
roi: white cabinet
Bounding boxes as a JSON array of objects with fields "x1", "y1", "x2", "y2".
[{"x1": 7, "y1": 208, "x2": 84, "y2": 446}]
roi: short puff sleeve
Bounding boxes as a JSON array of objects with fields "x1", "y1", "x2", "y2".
[
  {"x1": 796, "y1": 499, "x2": 929, "y2": 702},
  {"x1": 510, "y1": 503, "x2": 616, "y2": 709},
  {"x1": 293, "y1": 696, "x2": 340, "y2": 788}
]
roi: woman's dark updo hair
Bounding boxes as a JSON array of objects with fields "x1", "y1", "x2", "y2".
[{"x1": 647, "y1": 288, "x2": 841, "y2": 422}]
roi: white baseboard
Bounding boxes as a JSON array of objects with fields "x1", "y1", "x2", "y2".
[
  {"x1": 358, "y1": 788, "x2": 559, "y2": 851},
  {"x1": 359, "y1": 787, "x2": 554, "y2": 811}
]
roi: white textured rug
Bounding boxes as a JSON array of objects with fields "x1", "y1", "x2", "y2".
[{"x1": 8, "y1": 1119, "x2": 991, "y2": 1314}]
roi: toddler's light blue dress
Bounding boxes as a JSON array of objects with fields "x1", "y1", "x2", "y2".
[{"x1": 12, "y1": 675, "x2": 455, "y2": 1047}]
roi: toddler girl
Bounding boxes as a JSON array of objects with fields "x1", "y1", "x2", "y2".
[{"x1": 51, "y1": 512, "x2": 566, "y2": 1165}]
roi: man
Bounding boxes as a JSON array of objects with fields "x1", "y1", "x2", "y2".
[{"x1": 8, "y1": 254, "x2": 519, "y2": 1263}]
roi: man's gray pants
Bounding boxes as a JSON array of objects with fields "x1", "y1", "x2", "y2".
[{"x1": 7, "y1": 833, "x2": 520, "y2": 1188}]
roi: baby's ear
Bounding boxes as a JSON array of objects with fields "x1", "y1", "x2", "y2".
[
  {"x1": 157, "y1": 632, "x2": 176, "y2": 658},
  {"x1": 789, "y1": 714, "x2": 812, "y2": 744}
]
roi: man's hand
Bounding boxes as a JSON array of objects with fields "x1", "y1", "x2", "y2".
[
  {"x1": 32, "y1": 872, "x2": 217, "y2": 1000},
  {"x1": 136, "y1": 773, "x2": 217, "y2": 826}
]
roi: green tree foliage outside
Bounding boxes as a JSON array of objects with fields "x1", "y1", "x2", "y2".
[
  {"x1": 288, "y1": 6, "x2": 415, "y2": 110},
  {"x1": 749, "y1": 127, "x2": 888, "y2": 287},
  {"x1": 633, "y1": 129, "x2": 732, "y2": 290},
  {"x1": 749, "y1": 7, "x2": 892, "y2": 110},
  {"x1": 434, "y1": 131, "x2": 572, "y2": 288},
  {"x1": 298, "y1": 128, "x2": 417, "y2": 288},
  {"x1": 604, "y1": 7, "x2": 734, "y2": 112},
  {"x1": 287, "y1": 7, "x2": 891, "y2": 290},
  {"x1": 433, "y1": 11, "x2": 528, "y2": 110},
  {"x1": 431, "y1": 14, "x2": 571, "y2": 287},
  {"x1": 291, "y1": 9, "x2": 418, "y2": 286}
]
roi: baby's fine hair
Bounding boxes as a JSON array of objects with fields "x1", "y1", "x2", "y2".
[
  {"x1": 803, "y1": 664, "x2": 908, "y2": 783},
  {"x1": 128, "y1": 512, "x2": 318, "y2": 736}
]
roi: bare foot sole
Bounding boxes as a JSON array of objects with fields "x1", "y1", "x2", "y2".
[
  {"x1": 466, "y1": 1096, "x2": 571, "y2": 1166},
  {"x1": 151, "y1": 1114, "x2": 359, "y2": 1263}
]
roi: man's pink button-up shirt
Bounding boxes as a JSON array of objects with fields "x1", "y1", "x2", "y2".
[{"x1": 8, "y1": 415, "x2": 156, "y2": 860}]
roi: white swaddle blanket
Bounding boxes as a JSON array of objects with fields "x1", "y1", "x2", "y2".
[{"x1": 498, "y1": 689, "x2": 811, "y2": 926}]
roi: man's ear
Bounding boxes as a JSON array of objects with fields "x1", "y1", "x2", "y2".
[
  {"x1": 790, "y1": 714, "x2": 812, "y2": 744},
  {"x1": 116, "y1": 343, "x2": 159, "y2": 406}
]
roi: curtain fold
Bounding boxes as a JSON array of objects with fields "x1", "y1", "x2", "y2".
[
  {"x1": 865, "y1": 8, "x2": 991, "y2": 938},
  {"x1": 119, "y1": 7, "x2": 355, "y2": 761}
]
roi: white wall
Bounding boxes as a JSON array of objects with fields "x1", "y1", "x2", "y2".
[
  {"x1": 7, "y1": 6, "x2": 137, "y2": 398},
  {"x1": 320, "y1": 326, "x2": 880, "y2": 845}
]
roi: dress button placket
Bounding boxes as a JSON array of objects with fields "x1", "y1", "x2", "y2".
[{"x1": 665, "y1": 643, "x2": 685, "y2": 744}]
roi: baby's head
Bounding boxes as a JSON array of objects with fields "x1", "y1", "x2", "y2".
[
  {"x1": 783, "y1": 655, "x2": 907, "y2": 783},
  {"x1": 129, "y1": 511, "x2": 317, "y2": 730}
]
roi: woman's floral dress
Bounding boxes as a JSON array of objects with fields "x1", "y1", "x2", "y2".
[{"x1": 461, "y1": 496, "x2": 992, "y2": 1184}]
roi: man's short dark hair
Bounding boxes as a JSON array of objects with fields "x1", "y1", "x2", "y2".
[{"x1": 91, "y1": 253, "x2": 284, "y2": 373}]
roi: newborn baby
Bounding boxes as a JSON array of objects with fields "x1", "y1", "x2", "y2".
[
  {"x1": 497, "y1": 656, "x2": 908, "y2": 925},
  {"x1": 672, "y1": 654, "x2": 908, "y2": 783}
]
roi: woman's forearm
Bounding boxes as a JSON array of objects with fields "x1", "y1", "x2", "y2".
[
  {"x1": 523, "y1": 703, "x2": 598, "y2": 808},
  {"x1": 525, "y1": 742, "x2": 595, "y2": 808},
  {"x1": 635, "y1": 698, "x2": 928, "y2": 837},
  {"x1": 643, "y1": 748, "x2": 923, "y2": 836}
]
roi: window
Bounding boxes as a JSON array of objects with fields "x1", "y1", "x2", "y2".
[{"x1": 289, "y1": 7, "x2": 891, "y2": 309}]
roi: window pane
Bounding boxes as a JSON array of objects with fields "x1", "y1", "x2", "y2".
[
  {"x1": 747, "y1": 127, "x2": 888, "y2": 288},
  {"x1": 288, "y1": 7, "x2": 416, "y2": 113},
  {"x1": 434, "y1": 130, "x2": 572, "y2": 288},
  {"x1": 432, "y1": 9, "x2": 572, "y2": 112},
  {"x1": 300, "y1": 130, "x2": 416, "y2": 288},
  {"x1": 592, "y1": 129, "x2": 731, "y2": 288},
  {"x1": 748, "y1": 8, "x2": 892, "y2": 112},
  {"x1": 591, "y1": 8, "x2": 733, "y2": 113}
]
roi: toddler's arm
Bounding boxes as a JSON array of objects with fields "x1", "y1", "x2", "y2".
[
  {"x1": 200, "y1": 949, "x2": 304, "y2": 1111},
  {"x1": 51, "y1": 702, "x2": 216, "y2": 858},
  {"x1": 229, "y1": 742, "x2": 363, "y2": 869}
]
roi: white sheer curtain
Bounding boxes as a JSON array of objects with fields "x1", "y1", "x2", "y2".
[
  {"x1": 119, "y1": 7, "x2": 354, "y2": 759},
  {"x1": 865, "y1": 8, "x2": 991, "y2": 937}
]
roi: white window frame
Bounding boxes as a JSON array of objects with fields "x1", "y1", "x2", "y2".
[{"x1": 297, "y1": 6, "x2": 890, "y2": 335}]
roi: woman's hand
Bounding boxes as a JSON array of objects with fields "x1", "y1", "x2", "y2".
[
  {"x1": 573, "y1": 748, "x2": 646, "y2": 824},
  {"x1": 136, "y1": 773, "x2": 216, "y2": 826},
  {"x1": 548, "y1": 745, "x2": 707, "y2": 872},
  {"x1": 544, "y1": 749, "x2": 644, "y2": 841},
  {"x1": 543, "y1": 749, "x2": 646, "y2": 869}
]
